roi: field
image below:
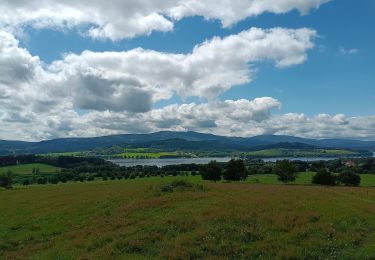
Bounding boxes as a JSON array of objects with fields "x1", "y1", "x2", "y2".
[
  {"x1": 0, "y1": 163, "x2": 61, "y2": 175},
  {"x1": 243, "y1": 148, "x2": 357, "y2": 157},
  {"x1": 1, "y1": 176, "x2": 375, "y2": 259},
  {"x1": 247, "y1": 172, "x2": 375, "y2": 187}
]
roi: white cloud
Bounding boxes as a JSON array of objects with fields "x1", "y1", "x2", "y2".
[
  {"x1": 0, "y1": 24, "x2": 373, "y2": 141},
  {"x1": 46, "y1": 27, "x2": 316, "y2": 108},
  {"x1": 0, "y1": 0, "x2": 330, "y2": 40}
]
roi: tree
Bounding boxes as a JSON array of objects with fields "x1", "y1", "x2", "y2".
[
  {"x1": 273, "y1": 160, "x2": 298, "y2": 183},
  {"x1": 223, "y1": 159, "x2": 247, "y2": 181},
  {"x1": 312, "y1": 168, "x2": 336, "y2": 186},
  {"x1": 48, "y1": 176, "x2": 59, "y2": 184},
  {"x1": 201, "y1": 160, "x2": 222, "y2": 182},
  {"x1": 0, "y1": 170, "x2": 13, "y2": 189},
  {"x1": 338, "y1": 170, "x2": 361, "y2": 186}
]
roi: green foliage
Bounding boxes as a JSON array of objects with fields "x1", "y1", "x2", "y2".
[
  {"x1": 201, "y1": 160, "x2": 222, "y2": 182},
  {"x1": 37, "y1": 177, "x2": 47, "y2": 185},
  {"x1": 159, "y1": 179, "x2": 203, "y2": 193},
  {"x1": 273, "y1": 160, "x2": 298, "y2": 183},
  {"x1": 312, "y1": 169, "x2": 337, "y2": 186},
  {"x1": 338, "y1": 170, "x2": 361, "y2": 186},
  {"x1": 48, "y1": 176, "x2": 59, "y2": 185},
  {"x1": 0, "y1": 170, "x2": 13, "y2": 189},
  {"x1": 223, "y1": 159, "x2": 247, "y2": 181}
]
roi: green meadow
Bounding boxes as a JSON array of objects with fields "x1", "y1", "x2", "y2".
[
  {"x1": 0, "y1": 163, "x2": 61, "y2": 175},
  {"x1": 243, "y1": 148, "x2": 357, "y2": 157},
  {"x1": 247, "y1": 172, "x2": 375, "y2": 187},
  {"x1": 1, "y1": 176, "x2": 375, "y2": 259}
]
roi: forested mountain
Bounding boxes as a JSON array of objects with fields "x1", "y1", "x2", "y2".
[{"x1": 1, "y1": 131, "x2": 374, "y2": 155}]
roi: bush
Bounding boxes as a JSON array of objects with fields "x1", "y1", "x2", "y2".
[
  {"x1": 160, "y1": 180, "x2": 203, "y2": 193},
  {"x1": 273, "y1": 160, "x2": 298, "y2": 183},
  {"x1": 48, "y1": 176, "x2": 59, "y2": 184},
  {"x1": 37, "y1": 178, "x2": 47, "y2": 185},
  {"x1": 22, "y1": 179, "x2": 32, "y2": 186},
  {"x1": 338, "y1": 171, "x2": 361, "y2": 186},
  {"x1": 170, "y1": 179, "x2": 193, "y2": 189},
  {"x1": 312, "y1": 169, "x2": 337, "y2": 186}
]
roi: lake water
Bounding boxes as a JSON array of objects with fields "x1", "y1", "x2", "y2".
[
  {"x1": 110, "y1": 157, "x2": 232, "y2": 167},
  {"x1": 110, "y1": 154, "x2": 374, "y2": 167}
]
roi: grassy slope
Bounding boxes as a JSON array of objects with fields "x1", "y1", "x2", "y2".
[
  {"x1": 0, "y1": 163, "x2": 61, "y2": 175},
  {"x1": 1, "y1": 177, "x2": 375, "y2": 259}
]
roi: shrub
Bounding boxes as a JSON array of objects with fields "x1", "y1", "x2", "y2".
[
  {"x1": 159, "y1": 180, "x2": 203, "y2": 193},
  {"x1": 22, "y1": 179, "x2": 31, "y2": 186},
  {"x1": 312, "y1": 169, "x2": 337, "y2": 186},
  {"x1": 170, "y1": 179, "x2": 193, "y2": 189},
  {"x1": 48, "y1": 176, "x2": 59, "y2": 184},
  {"x1": 273, "y1": 160, "x2": 298, "y2": 183},
  {"x1": 37, "y1": 178, "x2": 47, "y2": 185},
  {"x1": 338, "y1": 171, "x2": 361, "y2": 186}
]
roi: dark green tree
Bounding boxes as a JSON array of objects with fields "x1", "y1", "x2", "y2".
[
  {"x1": 312, "y1": 168, "x2": 337, "y2": 186},
  {"x1": 338, "y1": 170, "x2": 361, "y2": 186},
  {"x1": 223, "y1": 159, "x2": 247, "y2": 181},
  {"x1": 0, "y1": 170, "x2": 13, "y2": 189},
  {"x1": 273, "y1": 160, "x2": 298, "y2": 183},
  {"x1": 201, "y1": 160, "x2": 222, "y2": 182}
]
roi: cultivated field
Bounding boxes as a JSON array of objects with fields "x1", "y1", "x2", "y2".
[{"x1": 1, "y1": 176, "x2": 375, "y2": 259}]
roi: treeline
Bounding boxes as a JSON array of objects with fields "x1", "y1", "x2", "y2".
[
  {"x1": 1, "y1": 155, "x2": 203, "y2": 187},
  {"x1": 202, "y1": 159, "x2": 365, "y2": 186},
  {"x1": 0, "y1": 154, "x2": 37, "y2": 166},
  {"x1": 1, "y1": 155, "x2": 374, "y2": 189},
  {"x1": 247, "y1": 158, "x2": 375, "y2": 175}
]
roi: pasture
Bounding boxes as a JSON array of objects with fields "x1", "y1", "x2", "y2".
[{"x1": 1, "y1": 176, "x2": 375, "y2": 259}]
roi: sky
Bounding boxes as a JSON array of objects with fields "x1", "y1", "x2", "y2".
[{"x1": 0, "y1": 0, "x2": 374, "y2": 141}]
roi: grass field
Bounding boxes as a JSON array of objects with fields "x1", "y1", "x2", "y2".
[
  {"x1": 244, "y1": 148, "x2": 357, "y2": 157},
  {"x1": 247, "y1": 172, "x2": 375, "y2": 187},
  {"x1": 1, "y1": 176, "x2": 375, "y2": 259},
  {"x1": 0, "y1": 163, "x2": 61, "y2": 175}
]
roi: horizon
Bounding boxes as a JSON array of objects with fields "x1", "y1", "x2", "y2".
[
  {"x1": 0, "y1": 1, "x2": 374, "y2": 141},
  {"x1": 2, "y1": 130, "x2": 375, "y2": 143}
]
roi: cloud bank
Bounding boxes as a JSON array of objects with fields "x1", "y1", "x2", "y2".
[
  {"x1": 0, "y1": 0, "x2": 330, "y2": 40},
  {"x1": 0, "y1": 1, "x2": 373, "y2": 142}
]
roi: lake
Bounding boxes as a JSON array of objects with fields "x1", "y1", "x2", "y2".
[{"x1": 110, "y1": 154, "x2": 374, "y2": 167}]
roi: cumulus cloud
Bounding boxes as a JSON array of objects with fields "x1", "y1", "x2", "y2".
[
  {"x1": 0, "y1": 27, "x2": 316, "y2": 115},
  {"x1": 47, "y1": 27, "x2": 316, "y2": 108},
  {"x1": 0, "y1": 0, "x2": 330, "y2": 40},
  {"x1": 1, "y1": 86, "x2": 375, "y2": 141}
]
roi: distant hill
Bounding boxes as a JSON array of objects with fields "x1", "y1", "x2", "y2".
[{"x1": 1, "y1": 131, "x2": 374, "y2": 155}]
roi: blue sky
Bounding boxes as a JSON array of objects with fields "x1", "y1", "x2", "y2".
[
  {"x1": 20, "y1": 0, "x2": 375, "y2": 116},
  {"x1": 1, "y1": 0, "x2": 374, "y2": 140}
]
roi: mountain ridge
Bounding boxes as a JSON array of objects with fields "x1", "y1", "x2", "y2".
[{"x1": 1, "y1": 131, "x2": 374, "y2": 155}]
